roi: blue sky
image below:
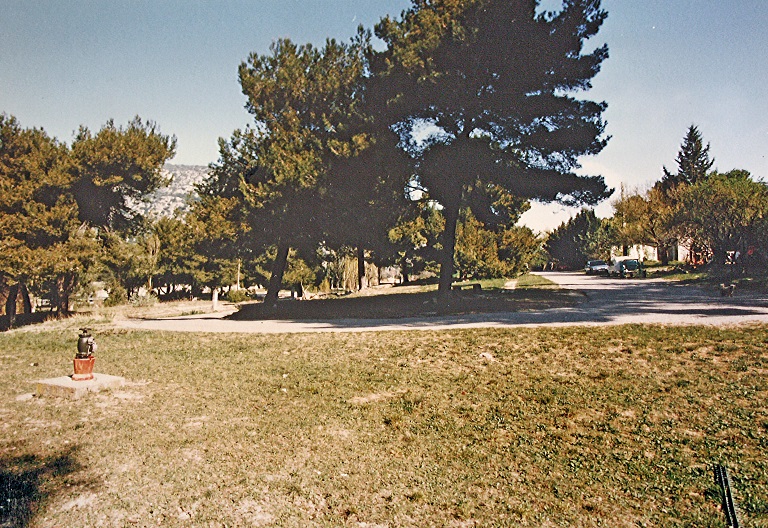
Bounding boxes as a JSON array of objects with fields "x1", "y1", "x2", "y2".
[{"x1": 2, "y1": 0, "x2": 767, "y2": 231}]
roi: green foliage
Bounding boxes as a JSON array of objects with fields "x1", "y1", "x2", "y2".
[
  {"x1": 249, "y1": 246, "x2": 319, "y2": 290},
  {"x1": 0, "y1": 114, "x2": 102, "y2": 313},
  {"x1": 500, "y1": 224, "x2": 546, "y2": 274},
  {"x1": 135, "y1": 230, "x2": 161, "y2": 289},
  {"x1": 455, "y1": 210, "x2": 504, "y2": 279},
  {"x1": 70, "y1": 116, "x2": 176, "y2": 232},
  {"x1": 675, "y1": 170, "x2": 768, "y2": 267},
  {"x1": 578, "y1": 215, "x2": 616, "y2": 261},
  {"x1": 610, "y1": 186, "x2": 678, "y2": 264},
  {"x1": 103, "y1": 282, "x2": 127, "y2": 307},
  {"x1": 283, "y1": 250, "x2": 318, "y2": 288},
  {"x1": 200, "y1": 1, "x2": 615, "y2": 299},
  {"x1": 225, "y1": 289, "x2": 249, "y2": 303},
  {"x1": 545, "y1": 209, "x2": 602, "y2": 269},
  {"x1": 388, "y1": 203, "x2": 445, "y2": 282},
  {"x1": 236, "y1": 35, "x2": 372, "y2": 225},
  {"x1": 186, "y1": 183, "x2": 252, "y2": 291},
  {"x1": 604, "y1": 126, "x2": 768, "y2": 272},
  {"x1": 0, "y1": 113, "x2": 177, "y2": 311},
  {"x1": 98, "y1": 231, "x2": 150, "y2": 298},
  {"x1": 455, "y1": 209, "x2": 542, "y2": 279},
  {"x1": 0, "y1": 114, "x2": 77, "y2": 280},
  {"x1": 151, "y1": 216, "x2": 201, "y2": 298},
  {"x1": 210, "y1": 33, "x2": 383, "y2": 301},
  {"x1": 321, "y1": 130, "x2": 415, "y2": 269}
]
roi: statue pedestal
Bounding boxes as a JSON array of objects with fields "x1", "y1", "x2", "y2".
[
  {"x1": 35, "y1": 373, "x2": 125, "y2": 399},
  {"x1": 72, "y1": 356, "x2": 96, "y2": 381}
]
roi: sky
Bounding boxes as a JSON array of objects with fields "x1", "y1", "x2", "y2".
[{"x1": 2, "y1": 0, "x2": 767, "y2": 232}]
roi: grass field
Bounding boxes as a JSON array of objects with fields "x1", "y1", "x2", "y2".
[{"x1": 1, "y1": 319, "x2": 766, "y2": 526}]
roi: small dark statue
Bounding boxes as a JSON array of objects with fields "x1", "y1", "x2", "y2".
[{"x1": 73, "y1": 328, "x2": 97, "y2": 381}]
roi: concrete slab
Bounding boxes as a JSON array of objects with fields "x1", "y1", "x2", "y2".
[{"x1": 35, "y1": 373, "x2": 126, "y2": 399}]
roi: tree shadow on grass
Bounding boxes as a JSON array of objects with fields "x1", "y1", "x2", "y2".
[
  {"x1": 0, "y1": 445, "x2": 86, "y2": 527},
  {"x1": 227, "y1": 289, "x2": 581, "y2": 321},
  {"x1": 0, "y1": 313, "x2": 57, "y2": 333}
]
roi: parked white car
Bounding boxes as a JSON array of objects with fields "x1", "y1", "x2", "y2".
[{"x1": 584, "y1": 260, "x2": 609, "y2": 275}]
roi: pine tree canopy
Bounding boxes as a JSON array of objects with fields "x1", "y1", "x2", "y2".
[{"x1": 70, "y1": 116, "x2": 177, "y2": 232}]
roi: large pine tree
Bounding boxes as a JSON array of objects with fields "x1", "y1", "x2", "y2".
[
  {"x1": 375, "y1": 0, "x2": 613, "y2": 295},
  {"x1": 232, "y1": 36, "x2": 373, "y2": 304}
]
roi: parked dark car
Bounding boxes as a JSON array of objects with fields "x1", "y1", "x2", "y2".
[{"x1": 609, "y1": 258, "x2": 646, "y2": 278}]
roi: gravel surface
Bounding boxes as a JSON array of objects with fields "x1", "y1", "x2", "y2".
[{"x1": 116, "y1": 272, "x2": 768, "y2": 333}]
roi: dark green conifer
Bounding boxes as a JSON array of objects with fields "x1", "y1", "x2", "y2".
[{"x1": 660, "y1": 125, "x2": 715, "y2": 191}]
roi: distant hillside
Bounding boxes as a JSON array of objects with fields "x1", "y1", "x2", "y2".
[{"x1": 132, "y1": 164, "x2": 210, "y2": 219}]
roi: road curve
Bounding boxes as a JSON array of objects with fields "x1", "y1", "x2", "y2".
[{"x1": 116, "y1": 272, "x2": 768, "y2": 334}]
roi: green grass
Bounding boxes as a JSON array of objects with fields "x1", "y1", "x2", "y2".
[
  {"x1": 644, "y1": 263, "x2": 768, "y2": 292},
  {"x1": 2, "y1": 323, "x2": 767, "y2": 526},
  {"x1": 651, "y1": 269, "x2": 709, "y2": 282},
  {"x1": 515, "y1": 273, "x2": 559, "y2": 289}
]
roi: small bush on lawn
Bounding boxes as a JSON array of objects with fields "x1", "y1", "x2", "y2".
[
  {"x1": 129, "y1": 294, "x2": 158, "y2": 307},
  {"x1": 225, "y1": 289, "x2": 249, "y2": 303},
  {"x1": 103, "y1": 284, "x2": 127, "y2": 307}
]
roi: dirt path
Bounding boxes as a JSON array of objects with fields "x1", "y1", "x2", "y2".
[{"x1": 116, "y1": 272, "x2": 768, "y2": 334}]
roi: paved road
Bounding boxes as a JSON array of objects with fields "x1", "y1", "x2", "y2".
[
  {"x1": 116, "y1": 272, "x2": 768, "y2": 334},
  {"x1": 535, "y1": 271, "x2": 768, "y2": 325}
]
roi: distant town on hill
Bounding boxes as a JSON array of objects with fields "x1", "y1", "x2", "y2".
[{"x1": 132, "y1": 163, "x2": 210, "y2": 219}]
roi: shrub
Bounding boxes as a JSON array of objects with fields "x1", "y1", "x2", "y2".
[
  {"x1": 225, "y1": 289, "x2": 249, "y2": 303},
  {"x1": 130, "y1": 294, "x2": 158, "y2": 307},
  {"x1": 104, "y1": 285, "x2": 127, "y2": 307}
]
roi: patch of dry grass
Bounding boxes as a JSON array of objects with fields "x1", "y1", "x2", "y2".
[{"x1": 1, "y1": 325, "x2": 767, "y2": 526}]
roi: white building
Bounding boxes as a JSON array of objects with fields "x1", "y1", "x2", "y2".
[{"x1": 612, "y1": 244, "x2": 690, "y2": 263}]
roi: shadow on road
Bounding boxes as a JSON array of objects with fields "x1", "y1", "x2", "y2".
[
  {"x1": 219, "y1": 273, "x2": 768, "y2": 329},
  {"x1": 119, "y1": 272, "x2": 768, "y2": 332}
]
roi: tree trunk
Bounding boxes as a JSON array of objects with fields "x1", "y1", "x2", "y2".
[
  {"x1": 19, "y1": 282, "x2": 32, "y2": 314},
  {"x1": 65, "y1": 273, "x2": 76, "y2": 313},
  {"x1": 192, "y1": 283, "x2": 203, "y2": 299},
  {"x1": 438, "y1": 201, "x2": 461, "y2": 297},
  {"x1": 54, "y1": 274, "x2": 74, "y2": 316},
  {"x1": 5, "y1": 284, "x2": 18, "y2": 328},
  {"x1": 400, "y1": 254, "x2": 410, "y2": 285},
  {"x1": 357, "y1": 246, "x2": 366, "y2": 291},
  {"x1": 658, "y1": 242, "x2": 669, "y2": 266},
  {"x1": 265, "y1": 241, "x2": 290, "y2": 307}
]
